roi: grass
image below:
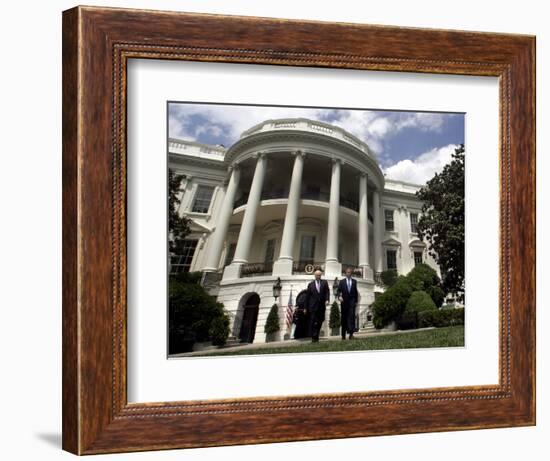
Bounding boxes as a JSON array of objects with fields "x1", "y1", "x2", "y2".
[{"x1": 193, "y1": 325, "x2": 464, "y2": 357}]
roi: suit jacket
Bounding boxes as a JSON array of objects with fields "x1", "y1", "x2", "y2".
[
  {"x1": 305, "y1": 279, "x2": 330, "y2": 320},
  {"x1": 339, "y1": 277, "x2": 358, "y2": 309}
]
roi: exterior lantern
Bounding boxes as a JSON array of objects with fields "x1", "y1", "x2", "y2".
[
  {"x1": 272, "y1": 277, "x2": 282, "y2": 301},
  {"x1": 333, "y1": 277, "x2": 340, "y2": 300}
]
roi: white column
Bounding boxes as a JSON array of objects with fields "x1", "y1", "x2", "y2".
[
  {"x1": 373, "y1": 189, "x2": 383, "y2": 275},
  {"x1": 358, "y1": 173, "x2": 373, "y2": 280},
  {"x1": 203, "y1": 165, "x2": 241, "y2": 272},
  {"x1": 223, "y1": 153, "x2": 267, "y2": 280},
  {"x1": 325, "y1": 158, "x2": 342, "y2": 277},
  {"x1": 273, "y1": 150, "x2": 305, "y2": 276}
]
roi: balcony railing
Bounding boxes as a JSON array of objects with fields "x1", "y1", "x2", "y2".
[
  {"x1": 341, "y1": 264, "x2": 363, "y2": 278},
  {"x1": 233, "y1": 189, "x2": 364, "y2": 214},
  {"x1": 292, "y1": 260, "x2": 325, "y2": 274},
  {"x1": 240, "y1": 261, "x2": 274, "y2": 277}
]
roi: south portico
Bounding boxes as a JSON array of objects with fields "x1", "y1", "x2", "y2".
[{"x1": 169, "y1": 117, "x2": 441, "y2": 344}]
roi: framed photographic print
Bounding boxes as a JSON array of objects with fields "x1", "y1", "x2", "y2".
[{"x1": 62, "y1": 6, "x2": 535, "y2": 455}]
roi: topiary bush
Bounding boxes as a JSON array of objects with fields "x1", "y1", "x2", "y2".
[
  {"x1": 329, "y1": 301, "x2": 341, "y2": 330},
  {"x1": 418, "y1": 307, "x2": 465, "y2": 328},
  {"x1": 209, "y1": 314, "x2": 230, "y2": 346},
  {"x1": 372, "y1": 276, "x2": 414, "y2": 329},
  {"x1": 264, "y1": 304, "x2": 281, "y2": 335}
]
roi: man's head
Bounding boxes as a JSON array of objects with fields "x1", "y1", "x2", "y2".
[
  {"x1": 345, "y1": 267, "x2": 353, "y2": 278},
  {"x1": 314, "y1": 269, "x2": 323, "y2": 281}
]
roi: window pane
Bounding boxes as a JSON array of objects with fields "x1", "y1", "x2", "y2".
[
  {"x1": 300, "y1": 235, "x2": 316, "y2": 262},
  {"x1": 192, "y1": 185, "x2": 214, "y2": 213},
  {"x1": 264, "y1": 239, "x2": 276, "y2": 263},
  {"x1": 384, "y1": 209, "x2": 394, "y2": 231},
  {"x1": 171, "y1": 239, "x2": 198, "y2": 273},
  {"x1": 224, "y1": 242, "x2": 236, "y2": 267},
  {"x1": 410, "y1": 213, "x2": 418, "y2": 233},
  {"x1": 386, "y1": 249, "x2": 397, "y2": 270},
  {"x1": 414, "y1": 251, "x2": 423, "y2": 266}
]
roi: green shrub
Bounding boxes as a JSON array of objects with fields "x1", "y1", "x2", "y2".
[
  {"x1": 209, "y1": 314, "x2": 230, "y2": 346},
  {"x1": 427, "y1": 285, "x2": 446, "y2": 307},
  {"x1": 418, "y1": 308, "x2": 465, "y2": 328},
  {"x1": 171, "y1": 271, "x2": 202, "y2": 285},
  {"x1": 406, "y1": 290, "x2": 437, "y2": 312},
  {"x1": 380, "y1": 269, "x2": 398, "y2": 287},
  {"x1": 406, "y1": 263, "x2": 441, "y2": 291},
  {"x1": 329, "y1": 301, "x2": 341, "y2": 329},
  {"x1": 397, "y1": 290, "x2": 437, "y2": 330},
  {"x1": 372, "y1": 276, "x2": 414, "y2": 329},
  {"x1": 264, "y1": 304, "x2": 281, "y2": 335},
  {"x1": 169, "y1": 277, "x2": 226, "y2": 343}
]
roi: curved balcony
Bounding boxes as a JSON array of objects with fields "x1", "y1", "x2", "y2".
[{"x1": 233, "y1": 190, "x2": 373, "y2": 221}]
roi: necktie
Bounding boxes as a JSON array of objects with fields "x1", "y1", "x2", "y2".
[
  {"x1": 348, "y1": 278, "x2": 351, "y2": 290},
  {"x1": 316, "y1": 280, "x2": 320, "y2": 292}
]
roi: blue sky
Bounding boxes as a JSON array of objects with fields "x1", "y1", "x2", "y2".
[{"x1": 168, "y1": 102, "x2": 464, "y2": 185}]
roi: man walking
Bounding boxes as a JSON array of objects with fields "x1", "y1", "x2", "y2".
[
  {"x1": 338, "y1": 267, "x2": 359, "y2": 340},
  {"x1": 305, "y1": 269, "x2": 330, "y2": 342}
]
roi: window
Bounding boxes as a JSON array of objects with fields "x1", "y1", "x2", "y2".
[
  {"x1": 414, "y1": 251, "x2": 423, "y2": 266},
  {"x1": 410, "y1": 213, "x2": 419, "y2": 233},
  {"x1": 385, "y1": 209, "x2": 395, "y2": 231},
  {"x1": 170, "y1": 239, "x2": 198, "y2": 273},
  {"x1": 264, "y1": 239, "x2": 276, "y2": 263},
  {"x1": 386, "y1": 249, "x2": 397, "y2": 270},
  {"x1": 224, "y1": 242, "x2": 236, "y2": 267},
  {"x1": 191, "y1": 185, "x2": 215, "y2": 213},
  {"x1": 299, "y1": 235, "x2": 316, "y2": 262}
]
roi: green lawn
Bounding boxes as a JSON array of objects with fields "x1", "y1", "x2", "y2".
[{"x1": 194, "y1": 325, "x2": 464, "y2": 357}]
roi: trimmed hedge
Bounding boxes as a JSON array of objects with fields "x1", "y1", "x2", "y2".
[
  {"x1": 372, "y1": 276, "x2": 414, "y2": 329},
  {"x1": 406, "y1": 290, "x2": 437, "y2": 312},
  {"x1": 418, "y1": 308, "x2": 465, "y2": 328},
  {"x1": 373, "y1": 264, "x2": 447, "y2": 329},
  {"x1": 397, "y1": 290, "x2": 437, "y2": 330}
]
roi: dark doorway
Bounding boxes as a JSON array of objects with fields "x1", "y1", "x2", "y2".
[
  {"x1": 239, "y1": 293, "x2": 260, "y2": 343},
  {"x1": 292, "y1": 290, "x2": 311, "y2": 339}
]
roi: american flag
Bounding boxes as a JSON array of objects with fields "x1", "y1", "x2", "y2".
[{"x1": 285, "y1": 286, "x2": 294, "y2": 329}]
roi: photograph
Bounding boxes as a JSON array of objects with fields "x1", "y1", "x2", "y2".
[{"x1": 167, "y1": 102, "x2": 466, "y2": 357}]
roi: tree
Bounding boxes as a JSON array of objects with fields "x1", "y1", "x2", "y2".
[
  {"x1": 168, "y1": 168, "x2": 191, "y2": 256},
  {"x1": 169, "y1": 273, "x2": 227, "y2": 342},
  {"x1": 380, "y1": 269, "x2": 398, "y2": 288},
  {"x1": 416, "y1": 144, "x2": 465, "y2": 299}
]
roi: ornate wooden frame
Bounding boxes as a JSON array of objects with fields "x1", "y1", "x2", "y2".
[{"x1": 62, "y1": 5, "x2": 536, "y2": 455}]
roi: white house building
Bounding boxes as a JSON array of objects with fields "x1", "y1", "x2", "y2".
[{"x1": 169, "y1": 118, "x2": 440, "y2": 343}]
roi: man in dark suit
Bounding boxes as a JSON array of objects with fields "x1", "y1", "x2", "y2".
[
  {"x1": 305, "y1": 269, "x2": 330, "y2": 342},
  {"x1": 338, "y1": 266, "x2": 359, "y2": 340}
]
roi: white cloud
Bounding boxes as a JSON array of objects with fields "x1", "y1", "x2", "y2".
[
  {"x1": 383, "y1": 144, "x2": 458, "y2": 185},
  {"x1": 169, "y1": 103, "x2": 330, "y2": 144},
  {"x1": 168, "y1": 104, "x2": 454, "y2": 162}
]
